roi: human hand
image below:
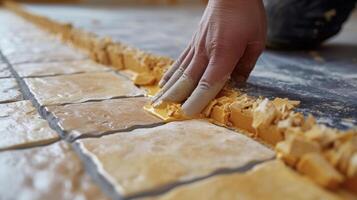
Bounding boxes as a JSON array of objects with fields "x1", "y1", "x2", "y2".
[{"x1": 153, "y1": 0, "x2": 266, "y2": 116}]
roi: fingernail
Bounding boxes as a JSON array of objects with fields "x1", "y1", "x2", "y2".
[
  {"x1": 152, "y1": 99, "x2": 163, "y2": 108},
  {"x1": 151, "y1": 91, "x2": 163, "y2": 103},
  {"x1": 158, "y1": 79, "x2": 166, "y2": 88},
  {"x1": 182, "y1": 81, "x2": 226, "y2": 116}
]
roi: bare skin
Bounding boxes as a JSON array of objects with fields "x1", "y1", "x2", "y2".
[{"x1": 153, "y1": 0, "x2": 267, "y2": 116}]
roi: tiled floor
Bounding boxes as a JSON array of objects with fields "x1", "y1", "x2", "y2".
[{"x1": 0, "y1": 7, "x2": 354, "y2": 200}]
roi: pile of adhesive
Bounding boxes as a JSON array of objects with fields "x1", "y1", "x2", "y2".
[{"x1": 5, "y1": 1, "x2": 356, "y2": 195}]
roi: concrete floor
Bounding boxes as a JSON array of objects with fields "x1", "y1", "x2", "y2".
[{"x1": 21, "y1": 4, "x2": 357, "y2": 129}]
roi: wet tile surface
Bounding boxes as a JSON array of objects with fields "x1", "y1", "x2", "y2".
[
  {"x1": 14, "y1": 60, "x2": 110, "y2": 77},
  {"x1": 25, "y1": 72, "x2": 144, "y2": 105},
  {"x1": 0, "y1": 141, "x2": 109, "y2": 200},
  {"x1": 150, "y1": 161, "x2": 341, "y2": 200},
  {"x1": 47, "y1": 97, "x2": 162, "y2": 140},
  {"x1": 75, "y1": 120, "x2": 274, "y2": 197},
  {"x1": 0, "y1": 101, "x2": 59, "y2": 150},
  {"x1": 0, "y1": 78, "x2": 22, "y2": 103},
  {"x1": 0, "y1": 63, "x2": 11, "y2": 78}
]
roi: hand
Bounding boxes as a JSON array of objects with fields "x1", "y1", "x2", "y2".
[{"x1": 153, "y1": 0, "x2": 266, "y2": 116}]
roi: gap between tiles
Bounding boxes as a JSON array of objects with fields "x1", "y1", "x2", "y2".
[
  {"x1": 126, "y1": 158, "x2": 276, "y2": 200},
  {"x1": 66, "y1": 121, "x2": 167, "y2": 142},
  {"x1": 19, "y1": 70, "x2": 103, "y2": 78},
  {"x1": 73, "y1": 138, "x2": 275, "y2": 200},
  {"x1": 0, "y1": 137, "x2": 60, "y2": 153}
]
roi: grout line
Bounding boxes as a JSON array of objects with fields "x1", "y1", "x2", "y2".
[
  {"x1": 39, "y1": 94, "x2": 146, "y2": 107},
  {"x1": 0, "y1": 99, "x2": 24, "y2": 104},
  {"x1": 8, "y1": 57, "x2": 90, "y2": 66},
  {"x1": 67, "y1": 121, "x2": 166, "y2": 142},
  {"x1": 72, "y1": 141, "x2": 124, "y2": 200},
  {"x1": 0, "y1": 137, "x2": 60, "y2": 153},
  {"x1": 0, "y1": 76, "x2": 13, "y2": 79},
  {"x1": 18, "y1": 70, "x2": 109, "y2": 78},
  {"x1": 126, "y1": 157, "x2": 276, "y2": 200}
]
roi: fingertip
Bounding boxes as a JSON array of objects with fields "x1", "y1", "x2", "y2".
[
  {"x1": 160, "y1": 74, "x2": 196, "y2": 103},
  {"x1": 158, "y1": 78, "x2": 166, "y2": 88},
  {"x1": 182, "y1": 80, "x2": 226, "y2": 117}
]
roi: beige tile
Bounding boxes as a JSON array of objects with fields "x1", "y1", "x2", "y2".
[
  {"x1": 0, "y1": 63, "x2": 11, "y2": 78},
  {"x1": 47, "y1": 97, "x2": 162, "y2": 139},
  {"x1": 0, "y1": 101, "x2": 59, "y2": 150},
  {"x1": 151, "y1": 161, "x2": 342, "y2": 200},
  {"x1": 25, "y1": 72, "x2": 144, "y2": 106},
  {"x1": 75, "y1": 120, "x2": 274, "y2": 197},
  {"x1": 0, "y1": 78, "x2": 22, "y2": 103},
  {"x1": 14, "y1": 60, "x2": 110, "y2": 77},
  {"x1": 0, "y1": 141, "x2": 109, "y2": 200}
]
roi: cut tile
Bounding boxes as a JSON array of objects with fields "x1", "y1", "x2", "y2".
[
  {"x1": 0, "y1": 63, "x2": 11, "y2": 78},
  {"x1": 75, "y1": 120, "x2": 274, "y2": 197},
  {"x1": 150, "y1": 161, "x2": 342, "y2": 200},
  {"x1": 0, "y1": 141, "x2": 109, "y2": 200},
  {"x1": 0, "y1": 101, "x2": 59, "y2": 150},
  {"x1": 0, "y1": 78, "x2": 22, "y2": 103},
  {"x1": 47, "y1": 97, "x2": 162, "y2": 139},
  {"x1": 25, "y1": 72, "x2": 144, "y2": 106},
  {"x1": 14, "y1": 60, "x2": 110, "y2": 77}
]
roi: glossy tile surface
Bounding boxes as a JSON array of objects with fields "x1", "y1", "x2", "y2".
[
  {"x1": 0, "y1": 101, "x2": 59, "y2": 150},
  {"x1": 0, "y1": 63, "x2": 11, "y2": 78},
  {"x1": 0, "y1": 141, "x2": 109, "y2": 200},
  {"x1": 0, "y1": 78, "x2": 22, "y2": 103},
  {"x1": 47, "y1": 97, "x2": 162, "y2": 139},
  {"x1": 75, "y1": 120, "x2": 274, "y2": 196},
  {"x1": 25, "y1": 72, "x2": 143, "y2": 105}
]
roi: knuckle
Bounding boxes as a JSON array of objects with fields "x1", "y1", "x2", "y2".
[
  {"x1": 208, "y1": 39, "x2": 231, "y2": 56},
  {"x1": 197, "y1": 80, "x2": 211, "y2": 90}
]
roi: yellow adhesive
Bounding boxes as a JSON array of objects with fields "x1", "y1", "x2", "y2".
[
  {"x1": 133, "y1": 72, "x2": 156, "y2": 86},
  {"x1": 276, "y1": 135, "x2": 321, "y2": 166},
  {"x1": 144, "y1": 101, "x2": 190, "y2": 122},
  {"x1": 143, "y1": 85, "x2": 161, "y2": 97},
  {"x1": 297, "y1": 152, "x2": 344, "y2": 189}
]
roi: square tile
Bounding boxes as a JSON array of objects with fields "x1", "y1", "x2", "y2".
[
  {"x1": 0, "y1": 78, "x2": 22, "y2": 103},
  {"x1": 0, "y1": 63, "x2": 11, "y2": 78},
  {"x1": 150, "y1": 161, "x2": 341, "y2": 200},
  {"x1": 47, "y1": 97, "x2": 162, "y2": 140},
  {"x1": 0, "y1": 101, "x2": 59, "y2": 150},
  {"x1": 0, "y1": 141, "x2": 109, "y2": 200},
  {"x1": 74, "y1": 120, "x2": 274, "y2": 197},
  {"x1": 14, "y1": 60, "x2": 110, "y2": 77},
  {"x1": 25, "y1": 72, "x2": 144, "y2": 106}
]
